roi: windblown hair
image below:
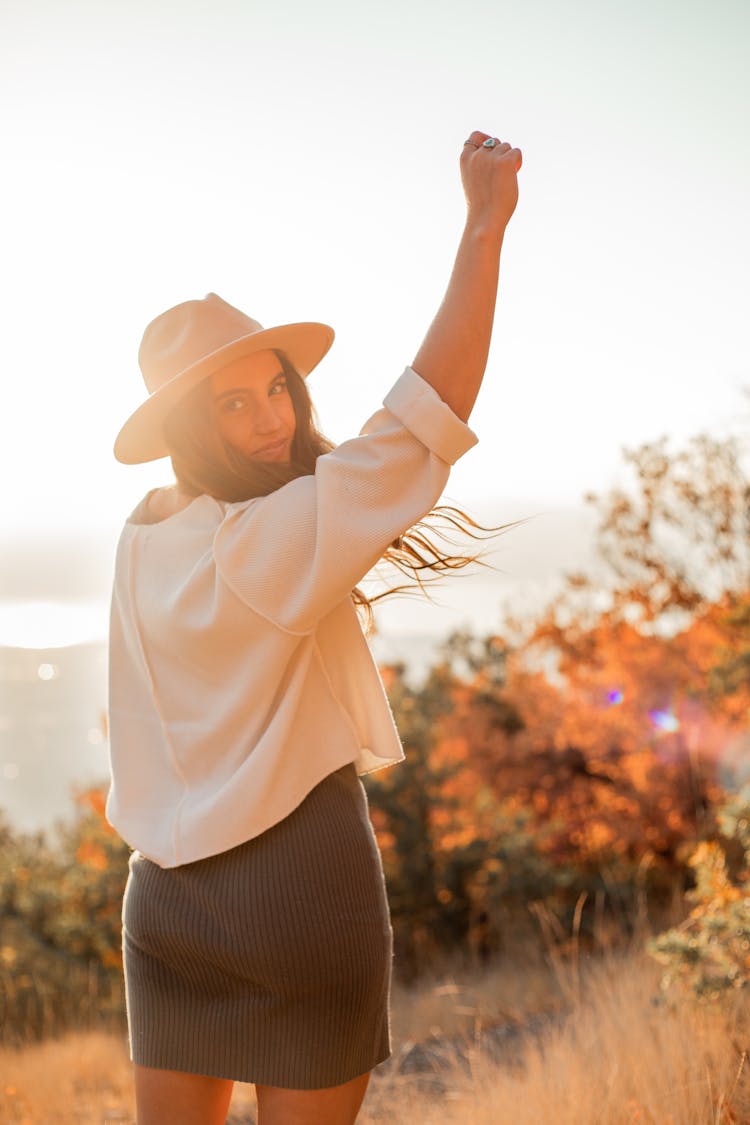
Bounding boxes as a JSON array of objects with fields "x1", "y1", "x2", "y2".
[{"x1": 163, "y1": 352, "x2": 523, "y2": 633}]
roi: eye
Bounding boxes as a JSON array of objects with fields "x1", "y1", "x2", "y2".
[
  {"x1": 216, "y1": 376, "x2": 287, "y2": 415},
  {"x1": 219, "y1": 395, "x2": 247, "y2": 415}
]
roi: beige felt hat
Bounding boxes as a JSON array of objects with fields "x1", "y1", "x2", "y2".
[{"x1": 114, "y1": 293, "x2": 334, "y2": 464}]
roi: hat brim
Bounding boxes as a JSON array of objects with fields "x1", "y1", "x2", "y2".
[{"x1": 114, "y1": 321, "x2": 334, "y2": 464}]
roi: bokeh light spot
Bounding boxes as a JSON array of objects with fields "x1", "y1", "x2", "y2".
[{"x1": 650, "y1": 710, "x2": 680, "y2": 733}]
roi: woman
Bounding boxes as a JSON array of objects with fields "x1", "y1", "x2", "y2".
[{"x1": 107, "y1": 129, "x2": 522, "y2": 1125}]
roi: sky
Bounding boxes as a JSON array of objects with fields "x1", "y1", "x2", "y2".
[{"x1": 1, "y1": 0, "x2": 749, "y2": 642}]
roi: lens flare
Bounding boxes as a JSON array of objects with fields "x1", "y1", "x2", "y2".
[{"x1": 650, "y1": 710, "x2": 680, "y2": 733}]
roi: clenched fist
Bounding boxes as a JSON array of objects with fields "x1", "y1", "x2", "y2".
[{"x1": 460, "y1": 130, "x2": 522, "y2": 237}]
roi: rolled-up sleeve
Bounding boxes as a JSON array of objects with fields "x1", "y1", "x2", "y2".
[
  {"x1": 213, "y1": 367, "x2": 478, "y2": 634},
  {"x1": 382, "y1": 366, "x2": 477, "y2": 465}
]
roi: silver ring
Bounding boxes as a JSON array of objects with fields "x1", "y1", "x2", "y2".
[
  {"x1": 482, "y1": 137, "x2": 500, "y2": 149},
  {"x1": 463, "y1": 140, "x2": 480, "y2": 148}
]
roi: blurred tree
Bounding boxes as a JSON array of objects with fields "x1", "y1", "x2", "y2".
[
  {"x1": 485, "y1": 429, "x2": 750, "y2": 891},
  {"x1": 365, "y1": 661, "x2": 458, "y2": 978},
  {"x1": 432, "y1": 605, "x2": 739, "y2": 941},
  {"x1": 705, "y1": 591, "x2": 750, "y2": 706},
  {"x1": 366, "y1": 654, "x2": 526, "y2": 978},
  {"x1": 648, "y1": 783, "x2": 750, "y2": 1001},
  {"x1": 593, "y1": 432, "x2": 750, "y2": 623},
  {"x1": 520, "y1": 431, "x2": 750, "y2": 647},
  {"x1": 0, "y1": 789, "x2": 129, "y2": 1043}
]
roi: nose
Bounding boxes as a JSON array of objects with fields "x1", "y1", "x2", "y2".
[{"x1": 251, "y1": 399, "x2": 284, "y2": 436}]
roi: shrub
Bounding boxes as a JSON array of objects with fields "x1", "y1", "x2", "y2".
[{"x1": 647, "y1": 784, "x2": 750, "y2": 1000}]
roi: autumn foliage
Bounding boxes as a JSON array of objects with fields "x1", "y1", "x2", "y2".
[{"x1": 0, "y1": 788, "x2": 130, "y2": 1043}]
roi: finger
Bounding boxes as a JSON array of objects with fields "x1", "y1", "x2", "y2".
[
  {"x1": 462, "y1": 133, "x2": 522, "y2": 173},
  {"x1": 468, "y1": 137, "x2": 513, "y2": 154},
  {"x1": 477, "y1": 140, "x2": 511, "y2": 152},
  {"x1": 496, "y1": 145, "x2": 522, "y2": 172},
  {"x1": 462, "y1": 129, "x2": 491, "y2": 150}
]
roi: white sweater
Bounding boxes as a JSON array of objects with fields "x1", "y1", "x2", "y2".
[{"x1": 106, "y1": 366, "x2": 478, "y2": 867}]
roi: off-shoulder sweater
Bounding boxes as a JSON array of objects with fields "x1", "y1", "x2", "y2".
[{"x1": 105, "y1": 366, "x2": 478, "y2": 867}]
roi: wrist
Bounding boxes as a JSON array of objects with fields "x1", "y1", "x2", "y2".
[{"x1": 462, "y1": 215, "x2": 507, "y2": 248}]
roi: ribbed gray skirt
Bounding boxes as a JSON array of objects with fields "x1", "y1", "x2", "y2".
[{"x1": 121, "y1": 763, "x2": 393, "y2": 1089}]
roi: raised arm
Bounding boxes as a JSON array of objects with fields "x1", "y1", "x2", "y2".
[
  {"x1": 412, "y1": 129, "x2": 522, "y2": 422},
  {"x1": 214, "y1": 134, "x2": 521, "y2": 633}
]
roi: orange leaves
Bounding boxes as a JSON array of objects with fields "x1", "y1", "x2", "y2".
[
  {"x1": 101, "y1": 948, "x2": 123, "y2": 970},
  {"x1": 75, "y1": 841, "x2": 108, "y2": 871},
  {"x1": 75, "y1": 787, "x2": 106, "y2": 816},
  {"x1": 423, "y1": 605, "x2": 737, "y2": 885},
  {"x1": 73, "y1": 786, "x2": 117, "y2": 835}
]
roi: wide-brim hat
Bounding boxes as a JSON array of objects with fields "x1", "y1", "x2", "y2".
[{"x1": 114, "y1": 292, "x2": 335, "y2": 464}]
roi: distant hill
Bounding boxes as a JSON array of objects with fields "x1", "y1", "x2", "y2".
[{"x1": 0, "y1": 641, "x2": 109, "y2": 833}]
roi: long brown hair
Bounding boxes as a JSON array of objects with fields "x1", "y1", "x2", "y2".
[{"x1": 163, "y1": 352, "x2": 524, "y2": 632}]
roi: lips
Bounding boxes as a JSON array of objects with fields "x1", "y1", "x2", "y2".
[{"x1": 253, "y1": 438, "x2": 288, "y2": 458}]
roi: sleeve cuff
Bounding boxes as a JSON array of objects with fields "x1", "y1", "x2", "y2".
[{"x1": 382, "y1": 366, "x2": 479, "y2": 466}]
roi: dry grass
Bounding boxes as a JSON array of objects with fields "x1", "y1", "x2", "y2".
[
  {"x1": 0, "y1": 1030, "x2": 134, "y2": 1124},
  {"x1": 368, "y1": 948, "x2": 750, "y2": 1125},
  {"x1": 1, "y1": 944, "x2": 747, "y2": 1124}
]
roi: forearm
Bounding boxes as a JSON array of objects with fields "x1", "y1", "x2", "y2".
[{"x1": 411, "y1": 220, "x2": 505, "y2": 423}]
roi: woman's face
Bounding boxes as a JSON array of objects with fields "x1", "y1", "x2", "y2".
[{"x1": 210, "y1": 350, "x2": 297, "y2": 463}]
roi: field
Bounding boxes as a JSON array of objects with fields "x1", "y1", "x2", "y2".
[{"x1": 1, "y1": 935, "x2": 747, "y2": 1125}]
